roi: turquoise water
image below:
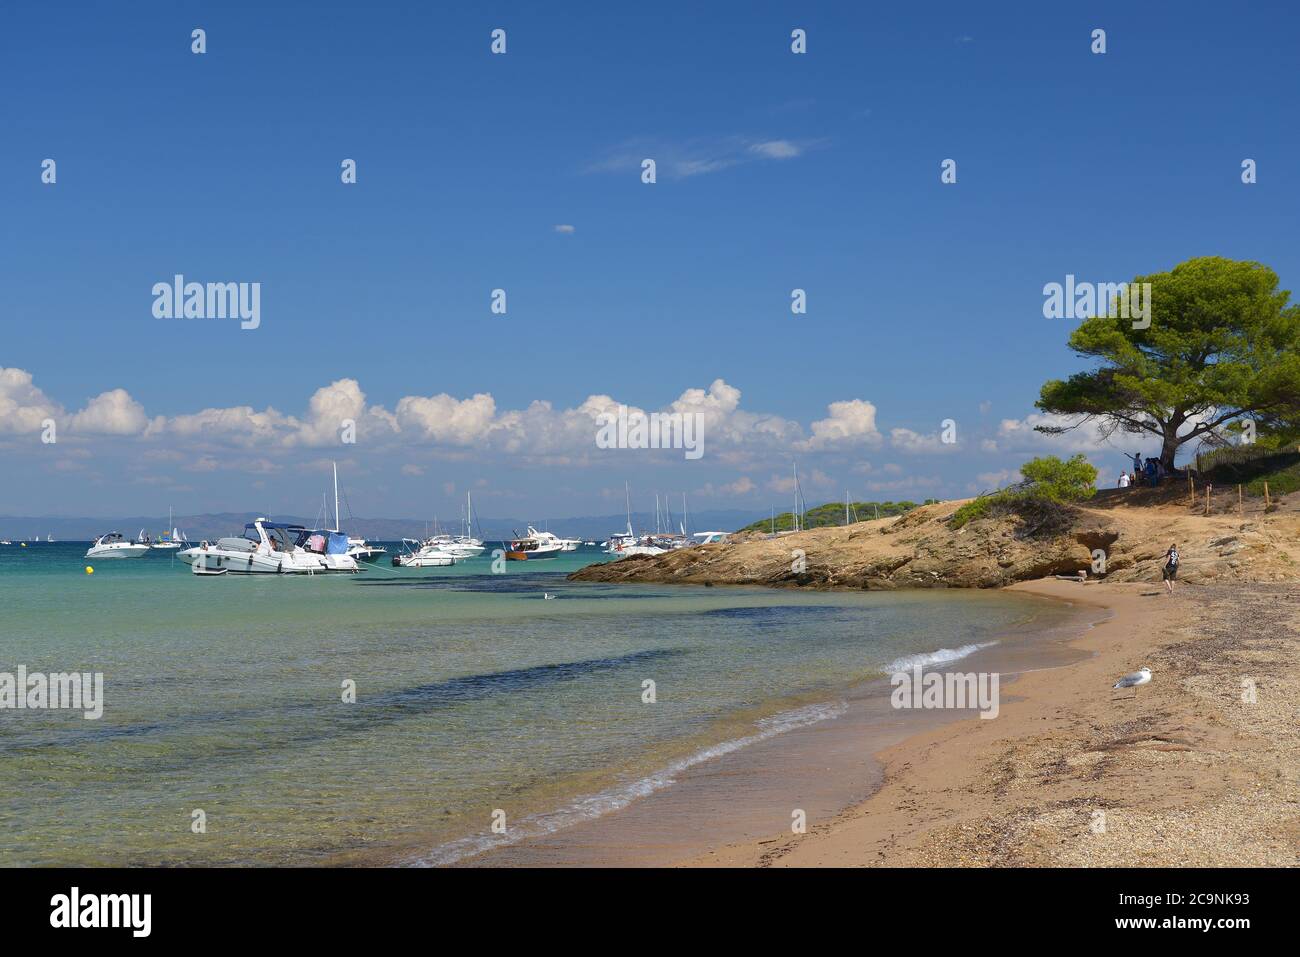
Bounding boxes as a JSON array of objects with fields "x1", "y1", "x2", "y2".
[{"x1": 0, "y1": 541, "x2": 1071, "y2": 866}]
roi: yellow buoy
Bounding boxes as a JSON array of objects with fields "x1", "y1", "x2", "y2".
[{"x1": 85, "y1": 566, "x2": 94, "y2": 575}]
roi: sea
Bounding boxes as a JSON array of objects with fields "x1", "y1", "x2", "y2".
[{"x1": 0, "y1": 540, "x2": 1082, "y2": 866}]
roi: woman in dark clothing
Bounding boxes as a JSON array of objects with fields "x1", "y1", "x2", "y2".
[{"x1": 1162, "y1": 543, "x2": 1179, "y2": 594}]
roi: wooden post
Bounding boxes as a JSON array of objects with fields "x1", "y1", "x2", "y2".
[
  {"x1": 1189, "y1": 472, "x2": 1195, "y2": 506},
  {"x1": 1205, "y1": 485, "x2": 1211, "y2": 515},
  {"x1": 1264, "y1": 481, "x2": 1271, "y2": 510},
  {"x1": 1239, "y1": 484, "x2": 1243, "y2": 515}
]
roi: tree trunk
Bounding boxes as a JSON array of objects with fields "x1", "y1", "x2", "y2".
[{"x1": 1159, "y1": 430, "x2": 1180, "y2": 471}]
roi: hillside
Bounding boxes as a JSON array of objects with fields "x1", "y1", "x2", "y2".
[
  {"x1": 571, "y1": 482, "x2": 1300, "y2": 589},
  {"x1": 732, "y1": 500, "x2": 933, "y2": 534}
]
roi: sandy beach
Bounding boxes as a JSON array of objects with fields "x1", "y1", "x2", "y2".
[
  {"x1": 688, "y1": 579, "x2": 1299, "y2": 867},
  {"x1": 457, "y1": 576, "x2": 1298, "y2": 868}
]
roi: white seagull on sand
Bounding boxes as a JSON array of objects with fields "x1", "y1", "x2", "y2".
[{"x1": 1113, "y1": 667, "x2": 1152, "y2": 698}]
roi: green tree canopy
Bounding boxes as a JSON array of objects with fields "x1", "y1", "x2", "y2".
[{"x1": 1036, "y1": 257, "x2": 1300, "y2": 468}]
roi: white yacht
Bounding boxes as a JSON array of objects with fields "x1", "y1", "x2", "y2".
[
  {"x1": 505, "y1": 526, "x2": 565, "y2": 561},
  {"x1": 431, "y1": 492, "x2": 486, "y2": 557},
  {"x1": 392, "y1": 538, "x2": 459, "y2": 568},
  {"x1": 347, "y1": 539, "x2": 388, "y2": 562},
  {"x1": 177, "y1": 519, "x2": 353, "y2": 574},
  {"x1": 611, "y1": 535, "x2": 669, "y2": 558},
  {"x1": 86, "y1": 533, "x2": 151, "y2": 560},
  {"x1": 692, "y1": 531, "x2": 730, "y2": 545}
]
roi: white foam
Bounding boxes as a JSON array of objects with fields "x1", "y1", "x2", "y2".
[
  {"x1": 407, "y1": 699, "x2": 848, "y2": 867},
  {"x1": 884, "y1": 641, "x2": 997, "y2": 673}
]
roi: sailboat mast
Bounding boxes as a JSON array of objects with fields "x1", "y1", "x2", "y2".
[
  {"x1": 793, "y1": 463, "x2": 799, "y2": 532},
  {"x1": 332, "y1": 461, "x2": 341, "y2": 532},
  {"x1": 625, "y1": 481, "x2": 633, "y2": 537}
]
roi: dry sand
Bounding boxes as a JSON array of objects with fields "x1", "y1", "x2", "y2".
[{"x1": 686, "y1": 579, "x2": 1300, "y2": 867}]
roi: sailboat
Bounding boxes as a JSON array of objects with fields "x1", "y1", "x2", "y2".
[
  {"x1": 150, "y1": 508, "x2": 186, "y2": 550},
  {"x1": 328, "y1": 461, "x2": 386, "y2": 562},
  {"x1": 605, "y1": 483, "x2": 668, "y2": 558},
  {"x1": 308, "y1": 463, "x2": 361, "y2": 571}
]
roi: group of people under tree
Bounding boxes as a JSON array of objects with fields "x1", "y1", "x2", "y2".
[{"x1": 1117, "y1": 451, "x2": 1169, "y2": 489}]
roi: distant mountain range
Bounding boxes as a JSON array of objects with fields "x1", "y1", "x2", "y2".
[{"x1": 0, "y1": 509, "x2": 770, "y2": 542}]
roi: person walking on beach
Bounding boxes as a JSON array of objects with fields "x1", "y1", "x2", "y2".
[{"x1": 1162, "y1": 543, "x2": 1179, "y2": 594}]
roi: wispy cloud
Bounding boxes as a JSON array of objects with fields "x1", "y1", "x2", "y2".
[
  {"x1": 585, "y1": 135, "x2": 823, "y2": 180},
  {"x1": 748, "y1": 140, "x2": 802, "y2": 160},
  {"x1": 553, "y1": 224, "x2": 576, "y2": 234}
]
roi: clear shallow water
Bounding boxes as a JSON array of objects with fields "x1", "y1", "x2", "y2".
[{"x1": 0, "y1": 542, "x2": 1074, "y2": 866}]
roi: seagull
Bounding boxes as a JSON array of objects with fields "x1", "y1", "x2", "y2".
[
  {"x1": 1113, "y1": 667, "x2": 1152, "y2": 698},
  {"x1": 542, "y1": 592, "x2": 556, "y2": 600}
]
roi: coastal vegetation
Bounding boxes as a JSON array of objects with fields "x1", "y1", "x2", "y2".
[
  {"x1": 1198, "y1": 444, "x2": 1300, "y2": 497},
  {"x1": 1035, "y1": 257, "x2": 1300, "y2": 470},
  {"x1": 734, "y1": 499, "x2": 937, "y2": 534},
  {"x1": 950, "y1": 454, "x2": 1098, "y2": 531}
]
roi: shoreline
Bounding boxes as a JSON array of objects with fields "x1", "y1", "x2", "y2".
[
  {"x1": 440, "y1": 577, "x2": 1297, "y2": 867},
  {"x1": 433, "y1": 583, "x2": 1106, "y2": 867},
  {"x1": 687, "y1": 579, "x2": 1298, "y2": 867}
]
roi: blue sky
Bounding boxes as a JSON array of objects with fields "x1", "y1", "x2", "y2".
[{"x1": 2, "y1": 1, "x2": 1299, "y2": 520}]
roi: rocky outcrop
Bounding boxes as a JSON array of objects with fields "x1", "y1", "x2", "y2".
[{"x1": 569, "y1": 497, "x2": 1300, "y2": 590}]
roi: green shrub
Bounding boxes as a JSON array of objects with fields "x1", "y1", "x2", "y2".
[{"x1": 951, "y1": 455, "x2": 1097, "y2": 530}]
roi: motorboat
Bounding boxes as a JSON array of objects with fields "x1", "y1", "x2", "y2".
[
  {"x1": 609, "y1": 535, "x2": 668, "y2": 558},
  {"x1": 177, "y1": 519, "x2": 350, "y2": 574},
  {"x1": 505, "y1": 527, "x2": 565, "y2": 561},
  {"x1": 392, "y1": 538, "x2": 459, "y2": 568},
  {"x1": 347, "y1": 538, "x2": 388, "y2": 562},
  {"x1": 420, "y1": 534, "x2": 484, "y2": 559},
  {"x1": 419, "y1": 492, "x2": 486, "y2": 558},
  {"x1": 692, "y1": 531, "x2": 729, "y2": 545},
  {"x1": 291, "y1": 526, "x2": 361, "y2": 573},
  {"x1": 85, "y1": 532, "x2": 151, "y2": 560}
]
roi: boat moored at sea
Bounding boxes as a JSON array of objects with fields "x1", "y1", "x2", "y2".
[
  {"x1": 505, "y1": 526, "x2": 565, "y2": 560},
  {"x1": 692, "y1": 531, "x2": 729, "y2": 545},
  {"x1": 85, "y1": 532, "x2": 151, "y2": 560},
  {"x1": 392, "y1": 538, "x2": 459, "y2": 567},
  {"x1": 150, "y1": 508, "x2": 187, "y2": 550},
  {"x1": 177, "y1": 519, "x2": 354, "y2": 574},
  {"x1": 347, "y1": 539, "x2": 388, "y2": 562}
]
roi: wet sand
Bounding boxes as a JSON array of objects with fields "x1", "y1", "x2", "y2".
[
  {"x1": 691, "y1": 580, "x2": 1299, "y2": 867},
  {"x1": 455, "y1": 587, "x2": 1105, "y2": 866}
]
